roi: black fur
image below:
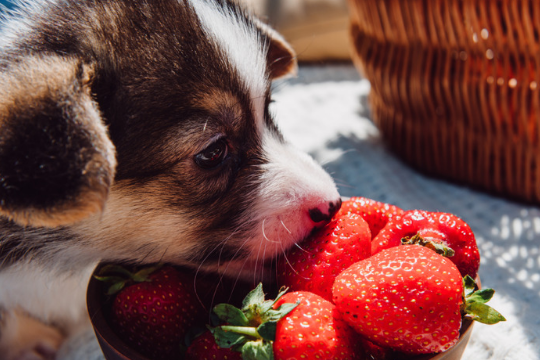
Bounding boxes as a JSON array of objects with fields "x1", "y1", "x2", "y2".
[
  {"x1": 0, "y1": 3, "x2": 340, "y2": 356},
  {"x1": 0, "y1": 0, "x2": 286, "y2": 266},
  {"x1": 0, "y1": 63, "x2": 101, "y2": 213},
  {"x1": 0, "y1": 218, "x2": 75, "y2": 268}
]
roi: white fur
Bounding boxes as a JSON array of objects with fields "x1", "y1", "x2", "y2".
[
  {"x1": 218, "y1": 127, "x2": 340, "y2": 280},
  {"x1": 0, "y1": 0, "x2": 50, "y2": 50},
  {"x1": 0, "y1": 262, "x2": 94, "y2": 333},
  {"x1": 189, "y1": 0, "x2": 268, "y2": 128},
  {"x1": 250, "y1": 128, "x2": 339, "y2": 253}
]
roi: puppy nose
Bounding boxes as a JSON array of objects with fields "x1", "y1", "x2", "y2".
[{"x1": 309, "y1": 198, "x2": 342, "y2": 223}]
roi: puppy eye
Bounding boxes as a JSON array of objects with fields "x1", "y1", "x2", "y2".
[{"x1": 194, "y1": 138, "x2": 228, "y2": 169}]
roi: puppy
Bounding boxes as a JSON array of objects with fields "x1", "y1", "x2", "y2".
[{"x1": 0, "y1": 0, "x2": 341, "y2": 359}]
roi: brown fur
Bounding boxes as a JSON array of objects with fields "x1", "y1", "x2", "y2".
[
  {"x1": 0, "y1": 1, "x2": 339, "y2": 359},
  {"x1": 0, "y1": 55, "x2": 116, "y2": 227}
]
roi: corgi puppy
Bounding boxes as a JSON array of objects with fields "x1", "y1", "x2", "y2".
[{"x1": 0, "y1": 0, "x2": 341, "y2": 359}]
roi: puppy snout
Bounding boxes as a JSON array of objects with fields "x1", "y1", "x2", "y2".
[{"x1": 308, "y1": 198, "x2": 342, "y2": 223}]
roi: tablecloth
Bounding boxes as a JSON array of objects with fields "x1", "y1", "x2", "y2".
[{"x1": 59, "y1": 64, "x2": 540, "y2": 360}]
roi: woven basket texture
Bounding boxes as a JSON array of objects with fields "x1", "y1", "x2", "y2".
[{"x1": 348, "y1": 0, "x2": 540, "y2": 203}]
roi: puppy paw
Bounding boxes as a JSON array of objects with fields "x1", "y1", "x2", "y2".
[
  {"x1": 11, "y1": 343, "x2": 58, "y2": 360},
  {"x1": 0, "y1": 310, "x2": 64, "y2": 360}
]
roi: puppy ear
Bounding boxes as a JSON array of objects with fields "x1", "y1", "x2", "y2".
[
  {"x1": 0, "y1": 55, "x2": 116, "y2": 227},
  {"x1": 256, "y1": 20, "x2": 298, "y2": 80}
]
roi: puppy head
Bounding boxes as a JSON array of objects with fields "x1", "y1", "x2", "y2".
[{"x1": 0, "y1": 0, "x2": 339, "y2": 279}]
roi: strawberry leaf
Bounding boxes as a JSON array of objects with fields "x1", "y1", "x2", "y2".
[
  {"x1": 242, "y1": 283, "x2": 266, "y2": 310},
  {"x1": 212, "y1": 327, "x2": 248, "y2": 349},
  {"x1": 467, "y1": 288, "x2": 495, "y2": 304},
  {"x1": 240, "y1": 340, "x2": 273, "y2": 360},
  {"x1": 465, "y1": 302, "x2": 506, "y2": 324},
  {"x1": 93, "y1": 275, "x2": 125, "y2": 284},
  {"x1": 263, "y1": 302, "x2": 300, "y2": 323},
  {"x1": 97, "y1": 264, "x2": 134, "y2": 278},
  {"x1": 463, "y1": 275, "x2": 477, "y2": 296},
  {"x1": 106, "y1": 280, "x2": 127, "y2": 295},
  {"x1": 213, "y1": 304, "x2": 249, "y2": 326},
  {"x1": 208, "y1": 282, "x2": 298, "y2": 360},
  {"x1": 209, "y1": 309, "x2": 222, "y2": 327},
  {"x1": 242, "y1": 283, "x2": 266, "y2": 322},
  {"x1": 132, "y1": 264, "x2": 163, "y2": 282},
  {"x1": 257, "y1": 286, "x2": 298, "y2": 324},
  {"x1": 257, "y1": 321, "x2": 277, "y2": 341},
  {"x1": 462, "y1": 281, "x2": 505, "y2": 325},
  {"x1": 259, "y1": 286, "x2": 289, "y2": 314}
]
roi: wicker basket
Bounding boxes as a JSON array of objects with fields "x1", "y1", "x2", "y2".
[{"x1": 348, "y1": 0, "x2": 540, "y2": 203}]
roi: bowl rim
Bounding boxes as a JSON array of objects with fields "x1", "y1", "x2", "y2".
[{"x1": 87, "y1": 264, "x2": 152, "y2": 360}]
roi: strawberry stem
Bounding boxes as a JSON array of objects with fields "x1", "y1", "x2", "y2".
[
  {"x1": 220, "y1": 325, "x2": 263, "y2": 340},
  {"x1": 401, "y1": 234, "x2": 455, "y2": 257}
]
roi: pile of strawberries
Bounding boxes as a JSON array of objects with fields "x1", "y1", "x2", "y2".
[{"x1": 96, "y1": 197, "x2": 505, "y2": 360}]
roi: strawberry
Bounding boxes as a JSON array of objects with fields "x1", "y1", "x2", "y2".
[
  {"x1": 338, "y1": 197, "x2": 404, "y2": 238},
  {"x1": 273, "y1": 291, "x2": 363, "y2": 360},
  {"x1": 96, "y1": 264, "x2": 204, "y2": 359},
  {"x1": 209, "y1": 284, "x2": 364, "y2": 360},
  {"x1": 372, "y1": 210, "x2": 480, "y2": 278},
  {"x1": 333, "y1": 246, "x2": 505, "y2": 354},
  {"x1": 185, "y1": 331, "x2": 242, "y2": 360},
  {"x1": 276, "y1": 211, "x2": 371, "y2": 301}
]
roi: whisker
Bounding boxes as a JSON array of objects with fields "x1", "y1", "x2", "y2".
[
  {"x1": 262, "y1": 218, "x2": 279, "y2": 243},
  {"x1": 336, "y1": 184, "x2": 354, "y2": 191},
  {"x1": 158, "y1": 244, "x2": 171, "y2": 264},
  {"x1": 258, "y1": 229, "x2": 271, "y2": 285},
  {"x1": 253, "y1": 229, "x2": 265, "y2": 284},
  {"x1": 216, "y1": 233, "x2": 253, "y2": 279},
  {"x1": 293, "y1": 242, "x2": 310, "y2": 253},
  {"x1": 279, "y1": 237, "x2": 309, "y2": 281},
  {"x1": 193, "y1": 226, "x2": 243, "y2": 309},
  {"x1": 138, "y1": 243, "x2": 161, "y2": 264},
  {"x1": 280, "y1": 219, "x2": 292, "y2": 235}
]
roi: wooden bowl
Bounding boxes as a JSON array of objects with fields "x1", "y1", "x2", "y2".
[
  {"x1": 87, "y1": 263, "x2": 475, "y2": 360},
  {"x1": 86, "y1": 265, "x2": 150, "y2": 360}
]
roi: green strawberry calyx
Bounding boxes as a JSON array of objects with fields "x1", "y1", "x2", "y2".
[
  {"x1": 461, "y1": 275, "x2": 506, "y2": 324},
  {"x1": 209, "y1": 283, "x2": 299, "y2": 360},
  {"x1": 401, "y1": 234, "x2": 456, "y2": 257},
  {"x1": 94, "y1": 263, "x2": 164, "y2": 295}
]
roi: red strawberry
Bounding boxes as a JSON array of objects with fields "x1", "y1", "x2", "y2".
[
  {"x1": 210, "y1": 285, "x2": 364, "y2": 360},
  {"x1": 277, "y1": 211, "x2": 371, "y2": 301},
  {"x1": 273, "y1": 291, "x2": 363, "y2": 360},
  {"x1": 339, "y1": 197, "x2": 404, "y2": 238},
  {"x1": 97, "y1": 265, "x2": 204, "y2": 359},
  {"x1": 333, "y1": 246, "x2": 505, "y2": 354},
  {"x1": 372, "y1": 210, "x2": 480, "y2": 278},
  {"x1": 186, "y1": 331, "x2": 242, "y2": 360}
]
